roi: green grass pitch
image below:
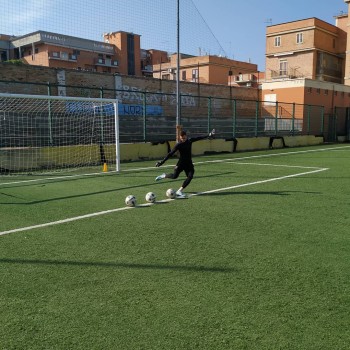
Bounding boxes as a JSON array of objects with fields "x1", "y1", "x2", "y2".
[{"x1": 1, "y1": 144, "x2": 350, "y2": 349}]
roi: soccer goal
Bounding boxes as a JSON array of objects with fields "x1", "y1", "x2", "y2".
[{"x1": 0, "y1": 93, "x2": 119, "y2": 175}]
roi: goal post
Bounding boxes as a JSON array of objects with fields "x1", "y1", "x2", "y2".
[{"x1": 0, "y1": 93, "x2": 119, "y2": 175}]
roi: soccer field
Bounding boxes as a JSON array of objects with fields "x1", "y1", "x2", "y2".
[{"x1": 1, "y1": 144, "x2": 350, "y2": 349}]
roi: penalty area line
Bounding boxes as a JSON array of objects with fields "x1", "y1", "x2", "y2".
[
  {"x1": 0, "y1": 199, "x2": 174, "y2": 237},
  {"x1": 189, "y1": 167, "x2": 328, "y2": 197},
  {"x1": 0, "y1": 167, "x2": 328, "y2": 237},
  {"x1": 0, "y1": 206, "x2": 133, "y2": 236}
]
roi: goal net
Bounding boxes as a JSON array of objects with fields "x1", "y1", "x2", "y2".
[{"x1": 0, "y1": 93, "x2": 119, "y2": 175}]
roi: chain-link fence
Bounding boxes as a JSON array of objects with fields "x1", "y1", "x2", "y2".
[{"x1": 0, "y1": 79, "x2": 348, "y2": 143}]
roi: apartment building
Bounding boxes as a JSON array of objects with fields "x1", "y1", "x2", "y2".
[
  {"x1": 262, "y1": 1, "x2": 350, "y2": 114},
  {"x1": 2, "y1": 30, "x2": 141, "y2": 76},
  {"x1": 265, "y1": 18, "x2": 346, "y2": 82},
  {"x1": 153, "y1": 54, "x2": 258, "y2": 86},
  {"x1": 1, "y1": 29, "x2": 259, "y2": 85},
  {"x1": 103, "y1": 31, "x2": 141, "y2": 76},
  {"x1": 141, "y1": 49, "x2": 169, "y2": 77}
]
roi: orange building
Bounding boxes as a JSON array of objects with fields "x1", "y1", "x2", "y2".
[
  {"x1": 261, "y1": 6, "x2": 350, "y2": 115},
  {"x1": 1, "y1": 29, "x2": 259, "y2": 86},
  {"x1": 103, "y1": 31, "x2": 141, "y2": 76},
  {"x1": 153, "y1": 54, "x2": 258, "y2": 86},
  {"x1": 141, "y1": 49, "x2": 169, "y2": 77},
  {"x1": 7, "y1": 30, "x2": 142, "y2": 76},
  {"x1": 265, "y1": 18, "x2": 346, "y2": 83}
]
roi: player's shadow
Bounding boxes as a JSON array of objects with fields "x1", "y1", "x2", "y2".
[{"x1": 0, "y1": 257, "x2": 236, "y2": 274}]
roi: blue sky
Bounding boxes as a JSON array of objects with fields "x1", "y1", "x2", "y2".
[
  {"x1": 1, "y1": 0, "x2": 348, "y2": 71},
  {"x1": 192, "y1": 0, "x2": 348, "y2": 70}
]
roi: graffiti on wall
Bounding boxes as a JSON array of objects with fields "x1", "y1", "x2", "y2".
[{"x1": 114, "y1": 75, "x2": 196, "y2": 113}]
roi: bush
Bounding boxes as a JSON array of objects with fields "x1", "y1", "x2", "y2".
[{"x1": 3, "y1": 59, "x2": 26, "y2": 65}]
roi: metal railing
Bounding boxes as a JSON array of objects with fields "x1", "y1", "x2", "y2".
[{"x1": 0, "y1": 79, "x2": 347, "y2": 144}]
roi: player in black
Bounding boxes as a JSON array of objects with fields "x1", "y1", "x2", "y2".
[{"x1": 155, "y1": 129, "x2": 215, "y2": 198}]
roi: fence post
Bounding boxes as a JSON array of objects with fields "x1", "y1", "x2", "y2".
[
  {"x1": 99, "y1": 87, "x2": 105, "y2": 144},
  {"x1": 232, "y1": 99, "x2": 237, "y2": 138},
  {"x1": 255, "y1": 101, "x2": 259, "y2": 137},
  {"x1": 47, "y1": 82, "x2": 53, "y2": 146},
  {"x1": 347, "y1": 107, "x2": 350, "y2": 141},
  {"x1": 334, "y1": 106, "x2": 338, "y2": 141},
  {"x1": 207, "y1": 97, "x2": 212, "y2": 134},
  {"x1": 275, "y1": 102, "x2": 278, "y2": 136},
  {"x1": 321, "y1": 106, "x2": 324, "y2": 135},
  {"x1": 292, "y1": 103, "x2": 295, "y2": 136},
  {"x1": 307, "y1": 105, "x2": 311, "y2": 135},
  {"x1": 143, "y1": 92, "x2": 147, "y2": 142}
]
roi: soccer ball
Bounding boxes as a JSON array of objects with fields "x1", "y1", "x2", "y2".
[
  {"x1": 145, "y1": 192, "x2": 156, "y2": 203},
  {"x1": 125, "y1": 195, "x2": 137, "y2": 207},
  {"x1": 166, "y1": 188, "x2": 176, "y2": 199}
]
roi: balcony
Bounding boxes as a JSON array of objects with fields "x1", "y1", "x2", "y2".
[
  {"x1": 48, "y1": 52, "x2": 77, "y2": 61},
  {"x1": 95, "y1": 58, "x2": 118, "y2": 67},
  {"x1": 229, "y1": 73, "x2": 259, "y2": 87},
  {"x1": 270, "y1": 68, "x2": 303, "y2": 80}
]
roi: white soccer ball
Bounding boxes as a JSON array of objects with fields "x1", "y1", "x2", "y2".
[
  {"x1": 125, "y1": 195, "x2": 137, "y2": 207},
  {"x1": 166, "y1": 188, "x2": 176, "y2": 199},
  {"x1": 145, "y1": 192, "x2": 156, "y2": 203}
]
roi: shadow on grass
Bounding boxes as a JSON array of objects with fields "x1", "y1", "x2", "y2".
[
  {"x1": 0, "y1": 257, "x2": 236, "y2": 273},
  {"x1": 0, "y1": 171, "x2": 238, "y2": 205}
]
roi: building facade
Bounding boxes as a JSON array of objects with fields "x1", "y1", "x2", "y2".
[
  {"x1": 1, "y1": 30, "x2": 141, "y2": 76},
  {"x1": 262, "y1": 2, "x2": 350, "y2": 115},
  {"x1": 265, "y1": 17, "x2": 346, "y2": 83},
  {"x1": 0, "y1": 30, "x2": 259, "y2": 86},
  {"x1": 152, "y1": 54, "x2": 258, "y2": 86}
]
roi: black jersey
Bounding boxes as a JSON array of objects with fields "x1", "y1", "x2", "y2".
[{"x1": 162, "y1": 135, "x2": 208, "y2": 165}]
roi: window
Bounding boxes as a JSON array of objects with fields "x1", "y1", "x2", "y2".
[
  {"x1": 192, "y1": 69, "x2": 199, "y2": 82},
  {"x1": 307, "y1": 87, "x2": 312, "y2": 94},
  {"x1": 60, "y1": 52, "x2": 68, "y2": 60},
  {"x1": 316, "y1": 88, "x2": 320, "y2": 94},
  {"x1": 279, "y1": 60, "x2": 287, "y2": 76},
  {"x1": 274, "y1": 36, "x2": 281, "y2": 47},
  {"x1": 324, "y1": 90, "x2": 328, "y2": 95},
  {"x1": 182, "y1": 70, "x2": 186, "y2": 80},
  {"x1": 334, "y1": 91, "x2": 337, "y2": 96},
  {"x1": 296, "y1": 33, "x2": 303, "y2": 44}
]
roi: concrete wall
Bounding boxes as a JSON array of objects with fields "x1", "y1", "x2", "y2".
[
  {"x1": 0, "y1": 63, "x2": 259, "y2": 101},
  {"x1": 0, "y1": 136, "x2": 324, "y2": 172}
]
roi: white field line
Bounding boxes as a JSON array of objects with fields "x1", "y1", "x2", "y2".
[
  {"x1": 227, "y1": 162, "x2": 323, "y2": 170},
  {"x1": 189, "y1": 167, "x2": 328, "y2": 197},
  {"x1": 0, "y1": 144, "x2": 348, "y2": 187},
  {"x1": 0, "y1": 166, "x2": 328, "y2": 236}
]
